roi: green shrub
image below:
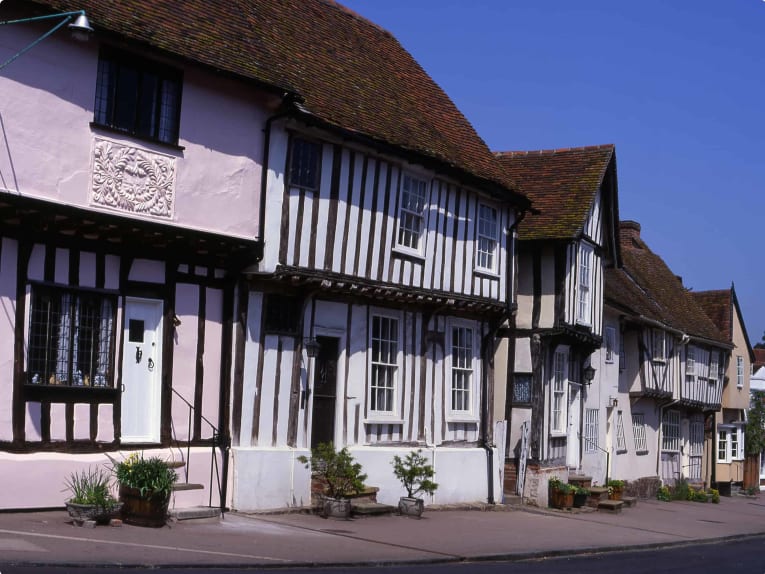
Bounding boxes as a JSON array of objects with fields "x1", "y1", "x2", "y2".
[
  {"x1": 548, "y1": 477, "x2": 575, "y2": 494},
  {"x1": 113, "y1": 453, "x2": 177, "y2": 500},
  {"x1": 672, "y1": 477, "x2": 690, "y2": 501},
  {"x1": 606, "y1": 479, "x2": 625, "y2": 488},
  {"x1": 391, "y1": 450, "x2": 438, "y2": 498},
  {"x1": 710, "y1": 488, "x2": 720, "y2": 503},
  {"x1": 657, "y1": 485, "x2": 671, "y2": 502},
  {"x1": 65, "y1": 467, "x2": 117, "y2": 507},
  {"x1": 298, "y1": 442, "x2": 367, "y2": 499}
]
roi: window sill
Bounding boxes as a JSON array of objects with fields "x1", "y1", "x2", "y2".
[
  {"x1": 391, "y1": 247, "x2": 426, "y2": 264},
  {"x1": 90, "y1": 122, "x2": 185, "y2": 152},
  {"x1": 550, "y1": 432, "x2": 567, "y2": 438},
  {"x1": 363, "y1": 418, "x2": 404, "y2": 425},
  {"x1": 445, "y1": 415, "x2": 479, "y2": 424},
  {"x1": 473, "y1": 268, "x2": 500, "y2": 280},
  {"x1": 23, "y1": 384, "x2": 119, "y2": 403}
]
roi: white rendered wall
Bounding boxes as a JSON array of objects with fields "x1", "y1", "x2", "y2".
[{"x1": 0, "y1": 26, "x2": 267, "y2": 238}]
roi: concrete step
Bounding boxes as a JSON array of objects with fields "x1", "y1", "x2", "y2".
[
  {"x1": 165, "y1": 461, "x2": 187, "y2": 469},
  {"x1": 622, "y1": 496, "x2": 638, "y2": 508},
  {"x1": 171, "y1": 483, "x2": 204, "y2": 492},
  {"x1": 169, "y1": 506, "x2": 221, "y2": 523},
  {"x1": 503, "y1": 494, "x2": 523, "y2": 506},
  {"x1": 598, "y1": 499, "x2": 624, "y2": 514},
  {"x1": 351, "y1": 501, "x2": 395, "y2": 516}
]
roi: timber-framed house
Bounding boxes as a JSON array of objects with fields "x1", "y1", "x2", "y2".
[
  {"x1": 494, "y1": 145, "x2": 621, "y2": 506},
  {"x1": 0, "y1": 0, "x2": 531, "y2": 511},
  {"x1": 603, "y1": 221, "x2": 731, "y2": 491}
]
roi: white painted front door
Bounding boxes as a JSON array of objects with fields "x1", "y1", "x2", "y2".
[
  {"x1": 566, "y1": 386, "x2": 581, "y2": 469},
  {"x1": 121, "y1": 297, "x2": 163, "y2": 443}
]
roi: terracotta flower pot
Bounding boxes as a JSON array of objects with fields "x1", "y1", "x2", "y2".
[
  {"x1": 119, "y1": 485, "x2": 170, "y2": 528},
  {"x1": 609, "y1": 487, "x2": 623, "y2": 501}
]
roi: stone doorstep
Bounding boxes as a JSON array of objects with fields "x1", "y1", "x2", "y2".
[
  {"x1": 171, "y1": 483, "x2": 205, "y2": 492},
  {"x1": 169, "y1": 506, "x2": 222, "y2": 523},
  {"x1": 350, "y1": 501, "x2": 395, "y2": 517},
  {"x1": 597, "y1": 499, "x2": 624, "y2": 514},
  {"x1": 622, "y1": 496, "x2": 638, "y2": 508},
  {"x1": 567, "y1": 475, "x2": 593, "y2": 489}
]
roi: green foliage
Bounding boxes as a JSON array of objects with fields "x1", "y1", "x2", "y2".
[
  {"x1": 391, "y1": 450, "x2": 438, "y2": 498},
  {"x1": 64, "y1": 467, "x2": 117, "y2": 507},
  {"x1": 548, "y1": 477, "x2": 576, "y2": 494},
  {"x1": 710, "y1": 488, "x2": 720, "y2": 503},
  {"x1": 573, "y1": 486, "x2": 590, "y2": 496},
  {"x1": 746, "y1": 486, "x2": 759, "y2": 497},
  {"x1": 298, "y1": 442, "x2": 367, "y2": 499},
  {"x1": 746, "y1": 391, "x2": 765, "y2": 456},
  {"x1": 657, "y1": 485, "x2": 672, "y2": 502},
  {"x1": 113, "y1": 453, "x2": 177, "y2": 500},
  {"x1": 690, "y1": 488, "x2": 708, "y2": 502},
  {"x1": 606, "y1": 479, "x2": 625, "y2": 488},
  {"x1": 672, "y1": 477, "x2": 690, "y2": 501}
]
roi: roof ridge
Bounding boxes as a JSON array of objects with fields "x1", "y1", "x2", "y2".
[
  {"x1": 495, "y1": 144, "x2": 615, "y2": 157},
  {"x1": 318, "y1": 0, "x2": 392, "y2": 36}
]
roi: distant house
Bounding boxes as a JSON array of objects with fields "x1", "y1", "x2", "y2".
[
  {"x1": 494, "y1": 145, "x2": 621, "y2": 505},
  {"x1": 604, "y1": 222, "x2": 730, "y2": 490},
  {"x1": 692, "y1": 287, "x2": 754, "y2": 492},
  {"x1": 0, "y1": 0, "x2": 530, "y2": 511}
]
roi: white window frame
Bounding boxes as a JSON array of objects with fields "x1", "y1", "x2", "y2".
[
  {"x1": 395, "y1": 173, "x2": 429, "y2": 255},
  {"x1": 584, "y1": 408, "x2": 599, "y2": 453},
  {"x1": 576, "y1": 243, "x2": 593, "y2": 325},
  {"x1": 475, "y1": 203, "x2": 499, "y2": 274},
  {"x1": 446, "y1": 319, "x2": 480, "y2": 423},
  {"x1": 686, "y1": 346, "x2": 695, "y2": 375},
  {"x1": 662, "y1": 409, "x2": 680, "y2": 452},
  {"x1": 718, "y1": 425, "x2": 744, "y2": 462},
  {"x1": 551, "y1": 348, "x2": 568, "y2": 435},
  {"x1": 367, "y1": 310, "x2": 402, "y2": 422},
  {"x1": 616, "y1": 411, "x2": 627, "y2": 453},
  {"x1": 604, "y1": 326, "x2": 616, "y2": 364},
  {"x1": 632, "y1": 413, "x2": 648, "y2": 453},
  {"x1": 737, "y1": 355, "x2": 744, "y2": 388},
  {"x1": 652, "y1": 329, "x2": 667, "y2": 363}
]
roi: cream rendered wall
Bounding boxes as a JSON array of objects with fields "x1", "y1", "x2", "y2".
[
  {"x1": 539, "y1": 248, "x2": 556, "y2": 329},
  {"x1": 0, "y1": 26, "x2": 267, "y2": 238},
  {"x1": 722, "y1": 303, "x2": 750, "y2": 411},
  {"x1": 516, "y1": 255, "x2": 534, "y2": 330}
]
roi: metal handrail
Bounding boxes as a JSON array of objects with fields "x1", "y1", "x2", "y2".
[
  {"x1": 577, "y1": 432, "x2": 611, "y2": 485},
  {"x1": 170, "y1": 388, "x2": 227, "y2": 516}
]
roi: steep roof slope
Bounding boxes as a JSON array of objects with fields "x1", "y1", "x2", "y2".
[
  {"x1": 608, "y1": 221, "x2": 725, "y2": 344},
  {"x1": 494, "y1": 145, "x2": 614, "y2": 240},
  {"x1": 18, "y1": 0, "x2": 526, "y2": 204},
  {"x1": 693, "y1": 287, "x2": 755, "y2": 361}
]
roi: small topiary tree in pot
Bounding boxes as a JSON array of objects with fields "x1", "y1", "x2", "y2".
[
  {"x1": 298, "y1": 442, "x2": 367, "y2": 519},
  {"x1": 391, "y1": 449, "x2": 438, "y2": 518}
]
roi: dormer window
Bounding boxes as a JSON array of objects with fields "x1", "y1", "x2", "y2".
[
  {"x1": 94, "y1": 47, "x2": 182, "y2": 145},
  {"x1": 396, "y1": 174, "x2": 429, "y2": 253}
]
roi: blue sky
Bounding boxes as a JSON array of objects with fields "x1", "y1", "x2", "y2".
[{"x1": 342, "y1": 0, "x2": 765, "y2": 346}]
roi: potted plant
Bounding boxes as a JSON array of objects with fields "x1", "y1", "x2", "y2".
[
  {"x1": 572, "y1": 485, "x2": 590, "y2": 508},
  {"x1": 607, "y1": 479, "x2": 625, "y2": 501},
  {"x1": 548, "y1": 477, "x2": 575, "y2": 509},
  {"x1": 64, "y1": 467, "x2": 121, "y2": 526},
  {"x1": 391, "y1": 449, "x2": 438, "y2": 518},
  {"x1": 112, "y1": 453, "x2": 177, "y2": 527},
  {"x1": 298, "y1": 442, "x2": 367, "y2": 519}
]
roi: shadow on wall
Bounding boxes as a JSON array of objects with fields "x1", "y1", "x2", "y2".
[{"x1": 0, "y1": 112, "x2": 20, "y2": 192}]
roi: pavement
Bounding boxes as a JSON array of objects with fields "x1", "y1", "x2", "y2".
[{"x1": 1, "y1": 496, "x2": 765, "y2": 569}]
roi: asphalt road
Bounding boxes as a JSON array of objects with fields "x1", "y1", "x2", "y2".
[{"x1": 4, "y1": 534, "x2": 765, "y2": 574}]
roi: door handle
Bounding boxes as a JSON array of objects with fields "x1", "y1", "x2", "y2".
[
  {"x1": 147, "y1": 357, "x2": 155, "y2": 372},
  {"x1": 135, "y1": 346, "x2": 143, "y2": 364},
  {"x1": 121, "y1": 383, "x2": 125, "y2": 393}
]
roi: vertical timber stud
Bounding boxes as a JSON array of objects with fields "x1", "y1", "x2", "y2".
[
  {"x1": 13, "y1": 242, "x2": 33, "y2": 446},
  {"x1": 529, "y1": 334, "x2": 543, "y2": 461},
  {"x1": 193, "y1": 280, "x2": 207, "y2": 441},
  {"x1": 160, "y1": 260, "x2": 177, "y2": 445},
  {"x1": 218, "y1": 278, "x2": 235, "y2": 449},
  {"x1": 231, "y1": 278, "x2": 249, "y2": 446}
]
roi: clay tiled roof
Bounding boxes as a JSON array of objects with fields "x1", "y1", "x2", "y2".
[
  {"x1": 753, "y1": 348, "x2": 765, "y2": 369},
  {"x1": 691, "y1": 290, "x2": 732, "y2": 342},
  {"x1": 20, "y1": 0, "x2": 527, "y2": 205},
  {"x1": 606, "y1": 221, "x2": 726, "y2": 344},
  {"x1": 494, "y1": 145, "x2": 615, "y2": 241}
]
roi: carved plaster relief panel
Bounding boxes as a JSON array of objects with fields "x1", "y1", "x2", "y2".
[{"x1": 91, "y1": 138, "x2": 176, "y2": 218}]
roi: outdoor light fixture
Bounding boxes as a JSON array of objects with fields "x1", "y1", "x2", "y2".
[
  {"x1": 0, "y1": 9, "x2": 93, "y2": 70},
  {"x1": 583, "y1": 365, "x2": 596, "y2": 385},
  {"x1": 303, "y1": 337, "x2": 321, "y2": 359}
]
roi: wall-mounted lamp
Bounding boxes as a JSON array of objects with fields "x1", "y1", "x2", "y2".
[
  {"x1": 583, "y1": 365, "x2": 596, "y2": 386},
  {"x1": 172, "y1": 314, "x2": 182, "y2": 327},
  {"x1": 608, "y1": 396, "x2": 618, "y2": 409},
  {"x1": 0, "y1": 9, "x2": 94, "y2": 70},
  {"x1": 303, "y1": 337, "x2": 321, "y2": 359}
]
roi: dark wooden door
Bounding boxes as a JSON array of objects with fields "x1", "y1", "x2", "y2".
[{"x1": 310, "y1": 336, "x2": 339, "y2": 448}]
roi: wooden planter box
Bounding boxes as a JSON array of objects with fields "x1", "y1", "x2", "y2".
[
  {"x1": 119, "y1": 485, "x2": 170, "y2": 528},
  {"x1": 549, "y1": 488, "x2": 574, "y2": 509}
]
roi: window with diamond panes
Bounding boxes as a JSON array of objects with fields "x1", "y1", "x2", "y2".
[{"x1": 27, "y1": 286, "x2": 116, "y2": 387}]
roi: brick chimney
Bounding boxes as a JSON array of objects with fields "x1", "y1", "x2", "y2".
[{"x1": 620, "y1": 220, "x2": 642, "y2": 248}]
